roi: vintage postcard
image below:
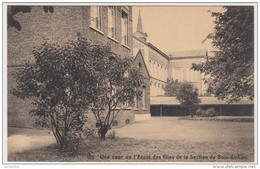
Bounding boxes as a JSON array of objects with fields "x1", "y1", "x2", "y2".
[{"x1": 2, "y1": 2, "x2": 257, "y2": 168}]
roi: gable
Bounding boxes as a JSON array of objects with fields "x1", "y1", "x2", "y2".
[{"x1": 134, "y1": 50, "x2": 150, "y2": 79}]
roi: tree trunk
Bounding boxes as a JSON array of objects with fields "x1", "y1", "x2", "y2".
[
  {"x1": 99, "y1": 126, "x2": 109, "y2": 140},
  {"x1": 100, "y1": 131, "x2": 107, "y2": 140},
  {"x1": 190, "y1": 109, "x2": 193, "y2": 117}
]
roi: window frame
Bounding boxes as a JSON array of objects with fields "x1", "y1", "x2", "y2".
[
  {"x1": 108, "y1": 6, "x2": 117, "y2": 39},
  {"x1": 142, "y1": 86, "x2": 147, "y2": 110},
  {"x1": 121, "y1": 10, "x2": 129, "y2": 46},
  {"x1": 90, "y1": 6, "x2": 102, "y2": 32}
]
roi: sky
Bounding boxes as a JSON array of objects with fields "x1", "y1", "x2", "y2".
[{"x1": 132, "y1": 6, "x2": 224, "y2": 53}]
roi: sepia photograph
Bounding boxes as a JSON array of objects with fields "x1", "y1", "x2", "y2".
[{"x1": 3, "y1": 2, "x2": 256, "y2": 166}]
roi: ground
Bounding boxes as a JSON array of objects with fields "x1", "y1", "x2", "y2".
[
  {"x1": 7, "y1": 117, "x2": 254, "y2": 162},
  {"x1": 115, "y1": 117, "x2": 254, "y2": 141}
]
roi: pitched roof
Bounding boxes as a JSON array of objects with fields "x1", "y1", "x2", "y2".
[
  {"x1": 134, "y1": 50, "x2": 150, "y2": 79},
  {"x1": 147, "y1": 42, "x2": 169, "y2": 60},
  {"x1": 150, "y1": 96, "x2": 254, "y2": 105},
  {"x1": 167, "y1": 49, "x2": 207, "y2": 59},
  {"x1": 133, "y1": 35, "x2": 148, "y2": 45},
  {"x1": 133, "y1": 36, "x2": 169, "y2": 60}
]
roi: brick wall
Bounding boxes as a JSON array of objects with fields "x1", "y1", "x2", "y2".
[
  {"x1": 84, "y1": 109, "x2": 135, "y2": 130},
  {"x1": 7, "y1": 6, "x2": 134, "y2": 129}
]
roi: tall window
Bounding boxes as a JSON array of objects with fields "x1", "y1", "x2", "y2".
[
  {"x1": 142, "y1": 86, "x2": 146, "y2": 109},
  {"x1": 149, "y1": 60, "x2": 151, "y2": 71},
  {"x1": 121, "y1": 10, "x2": 128, "y2": 45},
  {"x1": 91, "y1": 6, "x2": 102, "y2": 30},
  {"x1": 108, "y1": 6, "x2": 116, "y2": 38},
  {"x1": 157, "y1": 64, "x2": 160, "y2": 79},
  {"x1": 153, "y1": 86, "x2": 155, "y2": 96}
]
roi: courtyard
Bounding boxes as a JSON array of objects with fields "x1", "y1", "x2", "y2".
[{"x1": 7, "y1": 117, "x2": 254, "y2": 162}]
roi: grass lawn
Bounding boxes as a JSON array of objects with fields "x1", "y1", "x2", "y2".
[{"x1": 8, "y1": 137, "x2": 254, "y2": 162}]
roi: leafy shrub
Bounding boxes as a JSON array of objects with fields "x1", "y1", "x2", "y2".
[
  {"x1": 83, "y1": 126, "x2": 97, "y2": 138},
  {"x1": 206, "y1": 108, "x2": 218, "y2": 117},
  {"x1": 107, "y1": 130, "x2": 116, "y2": 139},
  {"x1": 195, "y1": 107, "x2": 204, "y2": 116},
  {"x1": 196, "y1": 107, "x2": 219, "y2": 117}
]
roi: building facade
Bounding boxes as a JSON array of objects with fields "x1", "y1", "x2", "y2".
[
  {"x1": 133, "y1": 11, "x2": 208, "y2": 96},
  {"x1": 7, "y1": 6, "x2": 149, "y2": 128},
  {"x1": 133, "y1": 50, "x2": 151, "y2": 121},
  {"x1": 167, "y1": 50, "x2": 208, "y2": 95},
  {"x1": 133, "y1": 10, "x2": 169, "y2": 97}
]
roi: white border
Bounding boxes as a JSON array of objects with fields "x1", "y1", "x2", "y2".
[{"x1": 1, "y1": 1, "x2": 258, "y2": 169}]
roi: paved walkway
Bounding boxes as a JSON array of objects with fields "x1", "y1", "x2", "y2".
[{"x1": 8, "y1": 129, "x2": 55, "y2": 154}]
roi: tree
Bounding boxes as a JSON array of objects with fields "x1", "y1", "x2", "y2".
[
  {"x1": 11, "y1": 37, "x2": 103, "y2": 152},
  {"x1": 8, "y1": 6, "x2": 54, "y2": 31},
  {"x1": 88, "y1": 50, "x2": 143, "y2": 140},
  {"x1": 12, "y1": 36, "x2": 143, "y2": 146},
  {"x1": 163, "y1": 78, "x2": 181, "y2": 97},
  {"x1": 176, "y1": 83, "x2": 201, "y2": 117},
  {"x1": 192, "y1": 6, "x2": 254, "y2": 103}
]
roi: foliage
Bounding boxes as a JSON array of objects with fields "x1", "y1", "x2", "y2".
[
  {"x1": 163, "y1": 78, "x2": 181, "y2": 97},
  {"x1": 12, "y1": 35, "x2": 143, "y2": 144},
  {"x1": 192, "y1": 6, "x2": 254, "y2": 103},
  {"x1": 107, "y1": 130, "x2": 116, "y2": 139},
  {"x1": 8, "y1": 6, "x2": 54, "y2": 31},
  {"x1": 11, "y1": 37, "x2": 106, "y2": 153},
  {"x1": 88, "y1": 46, "x2": 143, "y2": 139},
  {"x1": 176, "y1": 83, "x2": 201, "y2": 117},
  {"x1": 83, "y1": 126, "x2": 97, "y2": 138},
  {"x1": 196, "y1": 107, "x2": 219, "y2": 117}
]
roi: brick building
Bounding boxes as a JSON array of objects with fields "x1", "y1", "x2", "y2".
[
  {"x1": 133, "y1": 10, "x2": 208, "y2": 96},
  {"x1": 7, "y1": 6, "x2": 149, "y2": 128}
]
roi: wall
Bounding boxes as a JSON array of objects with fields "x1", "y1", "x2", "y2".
[
  {"x1": 133, "y1": 38, "x2": 149, "y2": 64},
  {"x1": 168, "y1": 57, "x2": 206, "y2": 95},
  {"x1": 133, "y1": 38, "x2": 168, "y2": 97},
  {"x1": 7, "y1": 6, "x2": 134, "y2": 129},
  {"x1": 133, "y1": 51, "x2": 150, "y2": 118}
]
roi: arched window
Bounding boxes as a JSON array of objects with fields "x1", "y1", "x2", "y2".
[{"x1": 138, "y1": 62, "x2": 142, "y2": 68}]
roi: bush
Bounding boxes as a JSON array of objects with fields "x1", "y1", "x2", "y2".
[
  {"x1": 83, "y1": 126, "x2": 97, "y2": 138},
  {"x1": 196, "y1": 107, "x2": 219, "y2": 117},
  {"x1": 107, "y1": 130, "x2": 116, "y2": 139}
]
